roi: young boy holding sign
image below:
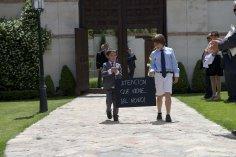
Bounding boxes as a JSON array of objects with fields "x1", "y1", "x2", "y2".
[
  {"x1": 102, "y1": 50, "x2": 122, "y2": 122},
  {"x1": 149, "y1": 34, "x2": 179, "y2": 122}
]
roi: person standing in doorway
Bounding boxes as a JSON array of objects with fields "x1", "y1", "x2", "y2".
[
  {"x1": 127, "y1": 48, "x2": 137, "y2": 78},
  {"x1": 96, "y1": 43, "x2": 109, "y2": 88},
  {"x1": 148, "y1": 34, "x2": 179, "y2": 122}
]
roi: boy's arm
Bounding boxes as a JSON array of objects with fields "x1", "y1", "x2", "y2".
[
  {"x1": 171, "y1": 49, "x2": 180, "y2": 77},
  {"x1": 101, "y1": 63, "x2": 112, "y2": 78},
  {"x1": 115, "y1": 64, "x2": 122, "y2": 78},
  {"x1": 149, "y1": 52, "x2": 155, "y2": 72}
]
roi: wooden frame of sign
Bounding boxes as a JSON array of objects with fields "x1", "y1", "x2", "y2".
[{"x1": 115, "y1": 77, "x2": 156, "y2": 107}]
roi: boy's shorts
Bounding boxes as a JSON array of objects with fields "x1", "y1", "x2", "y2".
[{"x1": 154, "y1": 73, "x2": 173, "y2": 96}]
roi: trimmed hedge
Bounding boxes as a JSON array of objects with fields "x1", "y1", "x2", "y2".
[
  {"x1": 59, "y1": 65, "x2": 76, "y2": 96},
  {"x1": 45, "y1": 75, "x2": 55, "y2": 97},
  {"x1": 173, "y1": 62, "x2": 190, "y2": 94},
  {"x1": 0, "y1": 90, "x2": 38, "y2": 101},
  {"x1": 191, "y1": 60, "x2": 205, "y2": 93},
  {"x1": 0, "y1": 0, "x2": 51, "y2": 90},
  {"x1": 89, "y1": 78, "x2": 98, "y2": 88}
]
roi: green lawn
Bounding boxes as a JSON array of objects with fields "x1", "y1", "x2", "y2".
[
  {"x1": 0, "y1": 97, "x2": 74, "y2": 157},
  {"x1": 175, "y1": 92, "x2": 236, "y2": 131}
]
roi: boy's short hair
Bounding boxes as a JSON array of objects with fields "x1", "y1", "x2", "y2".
[
  {"x1": 152, "y1": 34, "x2": 166, "y2": 45},
  {"x1": 210, "y1": 31, "x2": 220, "y2": 38},
  {"x1": 106, "y1": 49, "x2": 117, "y2": 56}
]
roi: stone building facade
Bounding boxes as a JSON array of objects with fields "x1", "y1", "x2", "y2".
[{"x1": 0, "y1": 0, "x2": 235, "y2": 87}]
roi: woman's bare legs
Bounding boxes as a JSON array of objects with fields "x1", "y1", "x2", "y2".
[
  {"x1": 215, "y1": 76, "x2": 221, "y2": 100},
  {"x1": 210, "y1": 76, "x2": 217, "y2": 99}
]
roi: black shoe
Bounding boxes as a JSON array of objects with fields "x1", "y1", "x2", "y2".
[
  {"x1": 157, "y1": 113, "x2": 162, "y2": 121},
  {"x1": 232, "y1": 130, "x2": 236, "y2": 136},
  {"x1": 166, "y1": 114, "x2": 172, "y2": 122},
  {"x1": 114, "y1": 115, "x2": 119, "y2": 122},
  {"x1": 106, "y1": 111, "x2": 112, "y2": 119}
]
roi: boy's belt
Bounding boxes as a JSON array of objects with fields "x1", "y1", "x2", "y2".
[{"x1": 156, "y1": 71, "x2": 173, "y2": 74}]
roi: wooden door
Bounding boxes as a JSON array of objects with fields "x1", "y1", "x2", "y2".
[{"x1": 75, "y1": 28, "x2": 89, "y2": 95}]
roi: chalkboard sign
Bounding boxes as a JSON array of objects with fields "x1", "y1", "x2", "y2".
[{"x1": 115, "y1": 77, "x2": 156, "y2": 108}]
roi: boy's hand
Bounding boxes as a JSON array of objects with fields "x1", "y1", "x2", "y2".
[
  {"x1": 148, "y1": 70, "x2": 155, "y2": 77},
  {"x1": 173, "y1": 77, "x2": 179, "y2": 84},
  {"x1": 111, "y1": 67, "x2": 117, "y2": 74}
]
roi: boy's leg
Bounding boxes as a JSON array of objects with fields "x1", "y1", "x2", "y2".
[
  {"x1": 155, "y1": 73, "x2": 165, "y2": 120},
  {"x1": 157, "y1": 95, "x2": 163, "y2": 113},
  {"x1": 106, "y1": 90, "x2": 113, "y2": 119},
  {"x1": 163, "y1": 74, "x2": 173, "y2": 122},
  {"x1": 156, "y1": 95, "x2": 163, "y2": 120},
  {"x1": 164, "y1": 93, "x2": 172, "y2": 115},
  {"x1": 111, "y1": 90, "x2": 119, "y2": 121}
]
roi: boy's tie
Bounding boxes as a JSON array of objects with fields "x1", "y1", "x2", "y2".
[{"x1": 160, "y1": 49, "x2": 166, "y2": 78}]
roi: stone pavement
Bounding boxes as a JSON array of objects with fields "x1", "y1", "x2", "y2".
[{"x1": 5, "y1": 94, "x2": 236, "y2": 157}]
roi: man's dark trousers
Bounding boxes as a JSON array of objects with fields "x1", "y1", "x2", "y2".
[
  {"x1": 222, "y1": 52, "x2": 236, "y2": 102},
  {"x1": 97, "y1": 69, "x2": 102, "y2": 88},
  {"x1": 128, "y1": 68, "x2": 135, "y2": 79},
  {"x1": 204, "y1": 72, "x2": 212, "y2": 99}
]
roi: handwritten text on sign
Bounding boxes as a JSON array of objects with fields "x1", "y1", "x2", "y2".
[{"x1": 115, "y1": 77, "x2": 156, "y2": 108}]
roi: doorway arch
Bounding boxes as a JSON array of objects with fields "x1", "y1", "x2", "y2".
[{"x1": 75, "y1": 0, "x2": 167, "y2": 95}]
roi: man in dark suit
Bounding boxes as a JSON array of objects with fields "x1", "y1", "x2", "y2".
[
  {"x1": 127, "y1": 48, "x2": 137, "y2": 78},
  {"x1": 207, "y1": 1, "x2": 236, "y2": 136},
  {"x1": 96, "y1": 43, "x2": 109, "y2": 88}
]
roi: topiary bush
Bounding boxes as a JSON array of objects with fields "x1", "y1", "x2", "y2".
[
  {"x1": 59, "y1": 65, "x2": 76, "y2": 96},
  {"x1": 191, "y1": 60, "x2": 205, "y2": 93},
  {"x1": 173, "y1": 62, "x2": 190, "y2": 94},
  {"x1": 0, "y1": 0, "x2": 51, "y2": 91},
  {"x1": 45, "y1": 75, "x2": 55, "y2": 97}
]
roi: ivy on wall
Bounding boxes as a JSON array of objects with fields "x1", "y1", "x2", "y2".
[{"x1": 0, "y1": 0, "x2": 51, "y2": 90}]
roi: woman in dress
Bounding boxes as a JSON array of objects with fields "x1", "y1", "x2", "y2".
[{"x1": 206, "y1": 31, "x2": 223, "y2": 100}]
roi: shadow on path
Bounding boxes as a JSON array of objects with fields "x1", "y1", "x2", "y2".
[
  {"x1": 99, "y1": 120, "x2": 119, "y2": 125},
  {"x1": 151, "y1": 120, "x2": 180, "y2": 125},
  {"x1": 99, "y1": 120, "x2": 180, "y2": 125},
  {"x1": 214, "y1": 133, "x2": 236, "y2": 140},
  {"x1": 14, "y1": 112, "x2": 40, "y2": 120}
]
